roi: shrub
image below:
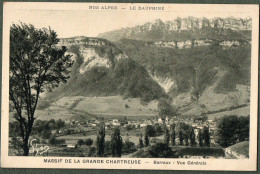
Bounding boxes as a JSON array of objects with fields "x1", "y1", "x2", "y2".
[
  {"x1": 122, "y1": 141, "x2": 137, "y2": 154},
  {"x1": 132, "y1": 149, "x2": 152, "y2": 158},
  {"x1": 87, "y1": 147, "x2": 96, "y2": 157},
  {"x1": 41, "y1": 130, "x2": 52, "y2": 139},
  {"x1": 77, "y1": 139, "x2": 84, "y2": 146},
  {"x1": 148, "y1": 143, "x2": 174, "y2": 158},
  {"x1": 85, "y1": 138, "x2": 93, "y2": 147},
  {"x1": 104, "y1": 141, "x2": 112, "y2": 156}
]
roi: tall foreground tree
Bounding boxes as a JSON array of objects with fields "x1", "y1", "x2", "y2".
[
  {"x1": 144, "y1": 133, "x2": 149, "y2": 147},
  {"x1": 164, "y1": 127, "x2": 170, "y2": 145},
  {"x1": 170, "y1": 125, "x2": 175, "y2": 146},
  {"x1": 189, "y1": 127, "x2": 196, "y2": 146},
  {"x1": 96, "y1": 125, "x2": 105, "y2": 157},
  {"x1": 111, "y1": 128, "x2": 123, "y2": 157},
  {"x1": 198, "y1": 129, "x2": 203, "y2": 147},
  {"x1": 138, "y1": 133, "x2": 144, "y2": 149},
  {"x1": 10, "y1": 23, "x2": 73, "y2": 156},
  {"x1": 202, "y1": 126, "x2": 210, "y2": 147}
]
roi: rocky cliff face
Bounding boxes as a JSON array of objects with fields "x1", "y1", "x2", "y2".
[
  {"x1": 47, "y1": 36, "x2": 166, "y2": 102},
  {"x1": 145, "y1": 39, "x2": 250, "y2": 49},
  {"x1": 58, "y1": 37, "x2": 128, "y2": 74},
  {"x1": 98, "y1": 17, "x2": 251, "y2": 42},
  {"x1": 149, "y1": 71, "x2": 174, "y2": 93}
]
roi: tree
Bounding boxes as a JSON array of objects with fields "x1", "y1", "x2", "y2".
[
  {"x1": 198, "y1": 129, "x2": 203, "y2": 147},
  {"x1": 85, "y1": 138, "x2": 93, "y2": 147},
  {"x1": 184, "y1": 133, "x2": 189, "y2": 146},
  {"x1": 56, "y1": 119, "x2": 65, "y2": 129},
  {"x1": 189, "y1": 127, "x2": 196, "y2": 146},
  {"x1": 145, "y1": 125, "x2": 156, "y2": 137},
  {"x1": 179, "y1": 130, "x2": 184, "y2": 146},
  {"x1": 144, "y1": 133, "x2": 149, "y2": 147},
  {"x1": 10, "y1": 23, "x2": 73, "y2": 156},
  {"x1": 237, "y1": 116, "x2": 250, "y2": 142},
  {"x1": 96, "y1": 125, "x2": 105, "y2": 157},
  {"x1": 164, "y1": 128, "x2": 170, "y2": 145},
  {"x1": 49, "y1": 136, "x2": 57, "y2": 146},
  {"x1": 41, "y1": 130, "x2": 52, "y2": 139},
  {"x1": 138, "y1": 133, "x2": 144, "y2": 149},
  {"x1": 77, "y1": 139, "x2": 84, "y2": 147},
  {"x1": 170, "y1": 125, "x2": 176, "y2": 146},
  {"x1": 154, "y1": 123, "x2": 163, "y2": 135},
  {"x1": 215, "y1": 115, "x2": 249, "y2": 147},
  {"x1": 202, "y1": 126, "x2": 210, "y2": 147},
  {"x1": 157, "y1": 98, "x2": 176, "y2": 118},
  {"x1": 104, "y1": 141, "x2": 112, "y2": 156},
  {"x1": 111, "y1": 128, "x2": 123, "y2": 157},
  {"x1": 9, "y1": 121, "x2": 21, "y2": 137}
]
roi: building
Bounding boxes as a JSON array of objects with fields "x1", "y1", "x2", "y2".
[{"x1": 112, "y1": 119, "x2": 120, "y2": 126}]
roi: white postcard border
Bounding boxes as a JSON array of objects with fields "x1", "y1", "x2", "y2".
[{"x1": 1, "y1": 2, "x2": 259, "y2": 171}]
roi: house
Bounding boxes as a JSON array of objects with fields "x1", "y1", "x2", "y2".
[
  {"x1": 140, "y1": 123, "x2": 147, "y2": 128},
  {"x1": 105, "y1": 122, "x2": 111, "y2": 126},
  {"x1": 67, "y1": 144, "x2": 77, "y2": 148},
  {"x1": 158, "y1": 118, "x2": 164, "y2": 124},
  {"x1": 112, "y1": 119, "x2": 120, "y2": 126}
]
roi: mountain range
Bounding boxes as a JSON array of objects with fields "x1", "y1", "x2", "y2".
[{"x1": 44, "y1": 17, "x2": 251, "y2": 117}]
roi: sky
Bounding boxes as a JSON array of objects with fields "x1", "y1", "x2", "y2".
[{"x1": 3, "y1": 2, "x2": 257, "y2": 38}]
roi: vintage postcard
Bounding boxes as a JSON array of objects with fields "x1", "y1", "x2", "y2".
[{"x1": 1, "y1": 2, "x2": 259, "y2": 171}]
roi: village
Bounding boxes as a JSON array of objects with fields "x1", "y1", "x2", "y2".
[{"x1": 43, "y1": 114, "x2": 217, "y2": 149}]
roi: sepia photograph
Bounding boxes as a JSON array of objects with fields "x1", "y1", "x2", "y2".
[{"x1": 1, "y1": 2, "x2": 259, "y2": 171}]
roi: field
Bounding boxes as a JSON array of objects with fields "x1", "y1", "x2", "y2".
[
  {"x1": 207, "y1": 105, "x2": 249, "y2": 120},
  {"x1": 74, "y1": 96, "x2": 158, "y2": 116},
  {"x1": 31, "y1": 96, "x2": 158, "y2": 122}
]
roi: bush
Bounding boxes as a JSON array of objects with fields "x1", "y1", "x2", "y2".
[
  {"x1": 148, "y1": 143, "x2": 174, "y2": 158},
  {"x1": 77, "y1": 139, "x2": 84, "y2": 146},
  {"x1": 154, "y1": 123, "x2": 163, "y2": 135},
  {"x1": 87, "y1": 147, "x2": 96, "y2": 157},
  {"x1": 85, "y1": 138, "x2": 93, "y2": 146},
  {"x1": 49, "y1": 136, "x2": 65, "y2": 146},
  {"x1": 41, "y1": 130, "x2": 52, "y2": 139},
  {"x1": 176, "y1": 147, "x2": 225, "y2": 157},
  {"x1": 122, "y1": 141, "x2": 137, "y2": 154},
  {"x1": 10, "y1": 137, "x2": 23, "y2": 155},
  {"x1": 132, "y1": 149, "x2": 152, "y2": 158},
  {"x1": 104, "y1": 141, "x2": 111, "y2": 156}
]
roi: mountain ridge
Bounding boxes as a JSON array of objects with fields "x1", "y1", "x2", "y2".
[{"x1": 98, "y1": 17, "x2": 251, "y2": 42}]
